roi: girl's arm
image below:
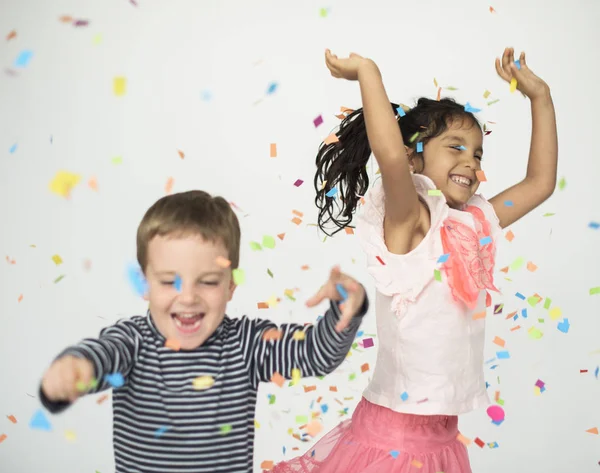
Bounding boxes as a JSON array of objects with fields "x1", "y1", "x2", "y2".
[
  {"x1": 326, "y1": 51, "x2": 421, "y2": 228},
  {"x1": 488, "y1": 48, "x2": 558, "y2": 228}
]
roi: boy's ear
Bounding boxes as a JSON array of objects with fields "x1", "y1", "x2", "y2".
[{"x1": 228, "y1": 279, "x2": 237, "y2": 302}]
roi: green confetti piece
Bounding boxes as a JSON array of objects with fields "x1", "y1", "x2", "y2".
[
  {"x1": 89, "y1": 378, "x2": 98, "y2": 389},
  {"x1": 319, "y1": 7, "x2": 328, "y2": 17},
  {"x1": 409, "y1": 132, "x2": 420, "y2": 143},
  {"x1": 428, "y1": 189, "x2": 442, "y2": 196},
  {"x1": 487, "y1": 99, "x2": 500, "y2": 106},
  {"x1": 349, "y1": 373, "x2": 356, "y2": 381},
  {"x1": 76, "y1": 381, "x2": 87, "y2": 392},
  {"x1": 262, "y1": 235, "x2": 276, "y2": 249},
  {"x1": 232, "y1": 268, "x2": 245, "y2": 285},
  {"x1": 352, "y1": 342, "x2": 358, "y2": 349},
  {"x1": 284, "y1": 292, "x2": 296, "y2": 302},
  {"x1": 509, "y1": 257, "x2": 525, "y2": 271},
  {"x1": 267, "y1": 268, "x2": 273, "y2": 278},
  {"x1": 542, "y1": 213, "x2": 555, "y2": 217},
  {"x1": 317, "y1": 375, "x2": 325, "y2": 380},
  {"x1": 590, "y1": 287, "x2": 600, "y2": 295},
  {"x1": 219, "y1": 424, "x2": 232, "y2": 435},
  {"x1": 558, "y1": 177, "x2": 566, "y2": 190},
  {"x1": 543, "y1": 298, "x2": 552, "y2": 310},
  {"x1": 538, "y1": 318, "x2": 545, "y2": 324},
  {"x1": 295, "y1": 415, "x2": 308, "y2": 424},
  {"x1": 528, "y1": 327, "x2": 543, "y2": 340},
  {"x1": 527, "y1": 296, "x2": 540, "y2": 307},
  {"x1": 445, "y1": 86, "x2": 458, "y2": 90},
  {"x1": 497, "y1": 398, "x2": 504, "y2": 406},
  {"x1": 269, "y1": 395, "x2": 276, "y2": 405},
  {"x1": 54, "y1": 275, "x2": 65, "y2": 283},
  {"x1": 434, "y1": 269, "x2": 442, "y2": 282},
  {"x1": 111, "y1": 156, "x2": 122, "y2": 165},
  {"x1": 249, "y1": 241, "x2": 262, "y2": 251}
]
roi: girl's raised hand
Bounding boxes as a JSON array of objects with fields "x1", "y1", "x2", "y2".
[
  {"x1": 325, "y1": 49, "x2": 370, "y2": 81},
  {"x1": 495, "y1": 47, "x2": 550, "y2": 100}
]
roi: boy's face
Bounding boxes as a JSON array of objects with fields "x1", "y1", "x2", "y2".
[{"x1": 143, "y1": 233, "x2": 236, "y2": 350}]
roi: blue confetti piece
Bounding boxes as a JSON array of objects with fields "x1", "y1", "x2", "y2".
[
  {"x1": 15, "y1": 50, "x2": 33, "y2": 67},
  {"x1": 105, "y1": 373, "x2": 125, "y2": 388},
  {"x1": 594, "y1": 366, "x2": 599, "y2": 379},
  {"x1": 491, "y1": 419, "x2": 504, "y2": 426},
  {"x1": 127, "y1": 263, "x2": 148, "y2": 297},
  {"x1": 485, "y1": 381, "x2": 490, "y2": 389},
  {"x1": 521, "y1": 309, "x2": 528, "y2": 319},
  {"x1": 540, "y1": 386, "x2": 546, "y2": 393},
  {"x1": 497, "y1": 351, "x2": 510, "y2": 359},
  {"x1": 416, "y1": 142, "x2": 423, "y2": 153},
  {"x1": 514, "y1": 60, "x2": 521, "y2": 70},
  {"x1": 200, "y1": 90, "x2": 213, "y2": 101},
  {"x1": 437, "y1": 253, "x2": 450, "y2": 263},
  {"x1": 357, "y1": 330, "x2": 364, "y2": 337},
  {"x1": 557, "y1": 318, "x2": 570, "y2": 333},
  {"x1": 174, "y1": 274, "x2": 182, "y2": 291},
  {"x1": 396, "y1": 107, "x2": 406, "y2": 117},
  {"x1": 320, "y1": 404, "x2": 329, "y2": 413},
  {"x1": 400, "y1": 391, "x2": 408, "y2": 401},
  {"x1": 266, "y1": 82, "x2": 278, "y2": 95},
  {"x1": 336, "y1": 283, "x2": 348, "y2": 301},
  {"x1": 489, "y1": 441, "x2": 499, "y2": 449},
  {"x1": 325, "y1": 188, "x2": 338, "y2": 198},
  {"x1": 479, "y1": 236, "x2": 492, "y2": 246},
  {"x1": 154, "y1": 426, "x2": 169, "y2": 438},
  {"x1": 457, "y1": 145, "x2": 467, "y2": 151},
  {"x1": 489, "y1": 364, "x2": 499, "y2": 370},
  {"x1": 589, "y1": 222, "x2": 599, "y2": 229},
  {"x1": 283, "y1": 446, "x2": 286, "y2": 455},
  {"x1": 390, "y1": 450, "x2": 400, "y2": 459},
  {"x1": 29, "y1": 409, "x2": 52, "y2": 431},
  {"x1": 513, "y1": 314, "x2": 518, "y2": 321},
  {"x1": 515, "y1": 292, "x2": 526, "y2": 300},
  {"x1": 504, "y1": 200, "x2": 514, "y2": 207},
  {"x1": 464, "y1": 102, "x2": 481, "y2": 113},
  {"x1": 9, "y1": 143, "x2": 17, "y2": 153}
]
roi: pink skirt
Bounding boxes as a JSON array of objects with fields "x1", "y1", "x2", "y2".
[{"x1": 269, "y1": 397, "x2": 472, "y2": 473}]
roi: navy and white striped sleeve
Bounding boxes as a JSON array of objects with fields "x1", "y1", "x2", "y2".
[
  {"x1": 239, "y1": 295, "x2": 369, "y2": 389},
  {"x1": 40, "y1": 318, "x2": 141, "y2": 413}
]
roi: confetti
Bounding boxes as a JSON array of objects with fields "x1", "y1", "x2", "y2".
[
  {"x1": 113, "y1": 77, "x2": 127, "y2": 96},
  {"x1": 325, "y1": 188, "x2": 338, "y2": 198},
  {"x1": 165, "y1": 177, "x2": 174, "y2": 194},
  {"x1": 497, "y1": 351, "x2": 510, "y2": 359},
  {"x1": 105, "y1": 373, "x2": 125, "y2": 388},
  {"x1": 557, "y1": 318, "x2": 570, "y2": 334},
  {"x1": 464, "y1": 102, "x2": 481, "y2": 113},
  {"x1": 6, "y1": 30, "x2": 16, "y2": 41},
  {"x1": 7, "y1": 415, "x2": 16, "y2": 424},
  {"x1": 0, "y1": 434, "x2": 6, "y2": 443},
  {"x1": 29, "y1": 410, "x2": 51, "y2": 431},
  {"x1": 476, "y1": 170, "x2": 487, "y2": 182},
  {"x1": 271, "y1": 372, "x2": 285, "y2": 387},
  {"x1": 479, "y1": 236, "x2": 492, "y2": 246},
  {"x1": 487, "y1": 405, "x2": 505, "y2": 422},
  {"x1": 586, "y1": 427, "x2": 599, "y2": 435},
  {"x1": 294, "y1": 179, "x2": 304, "y2": 187},
  {"x1": 261, "y1": 460, "x2": 274, "y2": 470},
  {"x1": 52, "y1": 254, "x2": 63, "y2": 265},
  {"x1": 232, "y1": 268, "x2": 245, "y2": 285},
  {"x1": 154, "y1": 426, "x2": 169, "y2": 438},
  {"x1": 457, "y1": 433, "x2": 472, "y2": 446},
  {"x1": 9, "y1": 143, "x2": 17, "y2": 153},
  {"x1": 590, "y1": 287, "x2": 600, "y2": 295},
  {"x1": 396, "y1": 106, "x2": 406, "y2": 117},
  {"x1": 215, "y1": 256, "x2": 231, "y2": 268},
  {"x1": 509, "y1": 78, "x2": 518, "y2": 92},
  {"x1": 558, "y1": 177, "x2": 566, "y2": 190},
  {"x1": 493, "y1": 336, "x2": 505, "y2": 347},
  {"x1": 416, "y1": 142, "x2": 423, "y2": 153},
  {"x1": 192, "y1": 376, "x2": 215, "y2": 390},
  {"x1": 15, "y1": 50, "x2": 33, "y2": 67},
  {"x1": 127, "y1": 263, "x2": 148, "y2": 297},
  {"x1": 165, "y1": 339, "x2": 181, "y2": 351},
  {"x1": 363, "y1": 337, "x2": 374, "y2": 348},
  {"x1": 219, "y1": 424, "x2": 232, "y2": 435},
  {"x1": 428, "y1": 189, "x2": 442, "y2": 196},
  {"x1": 313, "y1": 115, "x2": 323, "y2": 127},
  {"x1": 269, "y1": 143, "x2": 277, "y2": 158},
  {"x1": 266, "y1": 82, "x2": 278, "y2": 95},
  {"x1": 49, "y1": 170, "x2": 81, "y2": 197}
]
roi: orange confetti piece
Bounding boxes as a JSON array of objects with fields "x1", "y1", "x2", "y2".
[
  {"x1": 257, "y1": 302, "x2": 269, "y2": 309},
  {"x1": 59, "y1": 15, "x2": 73, "y2": 23},
  {"x1": 494, "y1": 391, "x2": 500, "y2": 401},
  {"x1": 97, "y1": 394, "x2": 109, "y2": 404},
  {"x1": 457, "y1": 433, "x2": 472, "y2": 446},
  {"x1": 277, "y1": 233, "x2": 286, "y2": 240},
  {"x1": 165, "y1": 177, "x2": 174, "y2": 194},
  {"x1": 329, "y1": 386, "x2": 338, "y2": 392},
  {"x1": 324, "y1": 133, "x2": 339, "y2": 145},
  {"x1": 475, "y1": 170, "x2": 487, "y2": 182},
  {"x1": 6, "y1": 30, "x2": 16, "y2": 41},
  {"x1": 526, "y1": 261, "x2": 538, "y2": 272},
  {"x1": 344, "y1": 227, "x2": 354, "y2": 235},
  {"x1": 17, "y1": 294, "x2": 23, "y2": 303},
  {"x1": 5, "y1": 256, "x2": 15, "y2": 264},
  {"x1": 262, "y1": 328, "x2": 282, "y2": 341},
  {"x1": 271, "y1": 372, "x2": 285, "y2": 387},
  {"x1": 0, "y1": 434, "x2": 6, "y2": 444},
  {"x1": 500, "y1": 266, "x2": 509, "y2": 273},
  {"x1": 361, "y1": 363, "x2": 369, "y2": 373},
  {"x1": 292, "y1": 210, "x2": 304, "y2": 217},
  {"x1": 292, "y1": 217, "x2": 302, "y2": 225},
  {"x1": 165, "y1": 339, "x2": 181, "y2": 351},
  {"x1": 489, "y1": 6, "x2": 496, "y2": 13},
  {"x1": 505, "y1": 230, "x2": 514, "y2": 242},
  {"x1": 472, "y1": 311, "x2": 486, "y2": 320},
  {"x1": 88, "y1": 176, "x2": 98, "y2": 191},
  {"x1": 304, "y1": 385, "x2": 316, "y2": 393},
  {"x1": 301, "y1": 265, "x2": 310, "y2": 271},
  {"x1": 586, "y1": 427, "x2": 598, "y2": 435},
  {"x1": 493, "y1": 336, "x2": 505, "y2": 347},
  {"x1": 270, "y1": 143, "x2": 277, "y2": 157},
  {"x1": 505, "y1": 311, "x2": 517, "y2": 320},
  {"x1": 436, "y1": 87, "x2": 441, "y2": 101},
  {"x1": 7, "y1": 415, "x2": 16, "y2": 424},
  {"x1": 510, "y1": 325, "x2": 521, "y2": 332},
  {"x1": 411, "y1": 459, "x2": 423, "y2": 468},
  {"x1": 261, "y1": 460, "x2": 274, "y2": 470},
  {"x1": 305, "y1": 420, "x2": 323, "y2": 436},
  {"x1": 215, "y1": 256, "x2": 231, "y2": 268},
  {"x1": 178, "y1": 149, "x2": 185, "y2": 159}
]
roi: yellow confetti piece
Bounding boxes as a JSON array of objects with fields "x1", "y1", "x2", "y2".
[
  {"x1": 92, "y1": 33, "x2": 102, "y2": 45},
  {"x1": 509, "y1": 78, "x2": 517, "y2": 93},
  {"x1": 64, "y1": 430, "x2": 76, "y2": 441},
  {"x1": 111, "y1": 156, "x2": 123, "y2": 165},
  {"x1": 483, "y1": 90, "x2": 491, "y2": 98},
  {"x1": 266, "y1": 295, "x2": 279, "y2": 308},
  {"x1": 49, "y1": 171, "x2": 81, "y2": 197},
  {"x1": 291, "y1": 368, "x2": 301, "y2": 384},
  {"x1": 192, "y1": 376, "x2": 215, "y2": 390},
  {"x1": 254, "y1": 420, "x2": 260, "y2": 429},
  {"x1": 52, "y1": 254, "x2": 63, "y2": 265},
  {"x1": 114, "y1": 77, "x2": 127, "y2": 96},
  {"x1": 293, "y1": 331, "x2": 306, "y2": 341},
  {"x1": 549, "y1": 307, "x2": 562, "y2": 321}
]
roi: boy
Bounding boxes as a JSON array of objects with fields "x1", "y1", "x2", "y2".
[{"x1": 40, "y1": 189, "x2": 368, "y2": 473}]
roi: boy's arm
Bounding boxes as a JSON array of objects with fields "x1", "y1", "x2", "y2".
[
  {"x1": 241, "y1": 294, "x2": 369, "y2": 389},
  {"x1": 39, "y1": 318, "x2": 141, "y2": 413}
]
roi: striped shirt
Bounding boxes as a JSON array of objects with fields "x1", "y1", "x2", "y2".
[{"x1": 40, "y1": 298, "x2": 368, "y2": 472}]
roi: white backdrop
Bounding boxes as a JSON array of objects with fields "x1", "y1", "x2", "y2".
[{"x1": 1, "y1": 0, "x2": 599, "y2": 472}]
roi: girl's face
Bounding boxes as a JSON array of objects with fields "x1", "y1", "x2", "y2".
[{"x1": 412, "y1": 119, "x2": 484, "y2": 209}]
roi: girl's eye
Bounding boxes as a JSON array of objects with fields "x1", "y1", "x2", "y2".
[{"x1": 475, "y1": 156, "x2": 483, "y2": 161}]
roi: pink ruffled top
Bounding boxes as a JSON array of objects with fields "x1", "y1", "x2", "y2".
[{"x1": 355, "y1": 173, "x2": 502, "y2": 415}]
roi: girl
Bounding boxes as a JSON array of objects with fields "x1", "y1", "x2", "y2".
[{"x1": 270, "y1": 47, "x2": 557, "y2": 472}]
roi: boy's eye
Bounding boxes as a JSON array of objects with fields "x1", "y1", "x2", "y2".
[
  {"x1": 202, "y1": 281, "x2": 219, "y2": 286},
  {"x1": 161, "y1": 281, "x2": 174, "y2": 286}
]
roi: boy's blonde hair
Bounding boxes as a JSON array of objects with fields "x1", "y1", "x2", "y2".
[{"x1": 136, "y1": 190, "x2": 241, "y2": 273}]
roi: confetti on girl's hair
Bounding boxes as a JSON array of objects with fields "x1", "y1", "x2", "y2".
[
  {"x1": 464, "y1": 102, "x2": 481, "y2": 113},
  {"x1": 215, "y1": 256, "x2": 231, "y2": 268},
  {"x1": 177, "y1": 149, "x2": 185, "y2": 159},
  {"x1": 192, "y1": 376, "x2": 215, "y2": 390},
  {"x1": 476, "y1": 170, "x2": 487, "y2": 182},
  {"x1": 165, "y1": 339, "x2": 181, "y2": 351},
  {"x1": 313, "y1": 115, "x2": 324, "y2": 127},
  {"x1": 409, "y1": 131, "x2": 420, "y2": 143},
  {"x1": 416, "y1": 142, "x2": 423, "y2": 152},
  {"x1": 509, "y1": 78, "x2": 518, "y2": 92}
]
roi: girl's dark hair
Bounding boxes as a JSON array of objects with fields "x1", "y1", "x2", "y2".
[{"x1": 314, "y1": 97, "x2": 481, "y2": 236}]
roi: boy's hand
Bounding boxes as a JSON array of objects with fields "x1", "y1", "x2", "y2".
[
  {"x1": 306, "y1": 266, "x2": 366, "y2": 332},
  {"x1": 41, "y1": 355, "x2": 94, "y2": 403}
]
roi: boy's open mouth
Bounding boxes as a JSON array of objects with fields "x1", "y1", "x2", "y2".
[{"x1": 171, "y1": 312, "x2": 205, "y2": 334}]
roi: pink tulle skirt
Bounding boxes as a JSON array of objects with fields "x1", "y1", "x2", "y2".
[{"x1": 269, "y1": 397, "x2": 472, "y2": 473}]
